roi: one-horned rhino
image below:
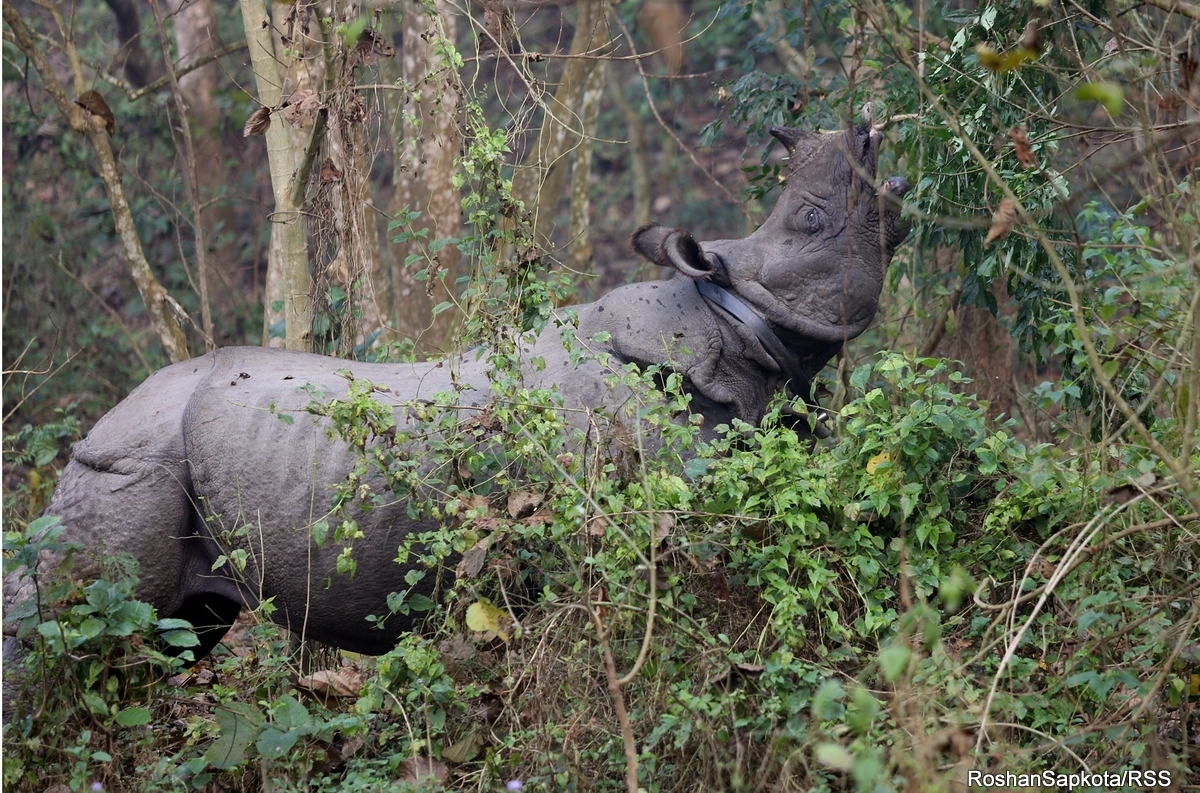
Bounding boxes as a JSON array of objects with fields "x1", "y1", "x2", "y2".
[{"x1": 4, "y1": 124, "x2": 909, "y2": 657}]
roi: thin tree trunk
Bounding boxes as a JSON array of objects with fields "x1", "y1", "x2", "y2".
[
  {"x1": 389, "y1": 0, "x2": 462, "y2": 354},
  {"x1": 512, "y1": 0, "x2": 608, "y2": 250},
  {"x1": 609, "y1": 64, "x2": 651, "y2": 227},
  {"x1": 240, "y1": 0, "x2": 313, "y2": 352},
  {"x1": 568, "y1": 60, "x2": 606, "y2": 272},
  {"x1": 4, "y1": 5, "x2": 189, "y2": 363}
]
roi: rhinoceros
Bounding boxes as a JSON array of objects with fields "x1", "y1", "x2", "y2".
[{"x1": 4, "y1": 124, "x2": 909, "y2": 657}]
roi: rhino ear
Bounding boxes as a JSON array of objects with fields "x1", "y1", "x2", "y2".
[
  {"x1": 632, "y1": 223, "x2": 717, "y2": 280},
  {"x1": 631, "y1": 223, "x2": 672, "y2": 263}
]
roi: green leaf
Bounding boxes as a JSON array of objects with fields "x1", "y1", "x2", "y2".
[
  {"x1": 814, "y1": 742, "x2": 855, "y2": 771},
  {"x1": 273, "y1": 695, "x2": 311, "y2": 732},
  {"x1": 256, "y1": 727, "x2": 299, "y2": 760},
  {"x1": 878, "y1": 644, "x2": 911, "y2": 682},
  {"x1": 115, "y1": 707, "x2": 152, "y2": 727},
  {"x1": 206, "y1": 702, "x2": 263, "y2": 770},
  {"x1": 312, "y1": 520, "x2": 329, "y2": 547},
  {"x1": 161, "y1": 629, "x2": 200, "y2": 648},
  {"x1": 1075, "y1": 82, "x2": 1123, "y2": 115}
]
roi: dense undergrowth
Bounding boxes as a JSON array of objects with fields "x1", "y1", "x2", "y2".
[{"x1": 4, "y1": 349, "x2": 1196, "y2": 791}]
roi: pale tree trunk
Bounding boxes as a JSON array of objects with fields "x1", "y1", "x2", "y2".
[
  {"x1": 512, "y1": 0, "x2": 608, "y2": 250},
  {"x1": 168, "y1": 0, "x2": 220, "y2": 128},
  {"x1": 261, "y1": 1, "x2": 319, "y2": 348},
  {"x1": 325, "y1": 1, "x2": 391, "y2": 354},
  {"x1": 389, "y1": 0, "x2": 462, "y2": 354},
  {"x1": 568, "y1": 60, "x2": 606, "y2": 272},
  {"x1": 240, "y1": 0, "x2": 314, "y2": 352},
  {"x1": 4, "y1": 5, "x2": 190, "y2": 363},
  {"x1": 609, "y1": 65, "x2": 651, "y2": 228}
]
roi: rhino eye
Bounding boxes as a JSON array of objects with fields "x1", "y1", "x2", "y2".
[{"x1": 802, "y1": 208, "x2": 825, "y2": 234}]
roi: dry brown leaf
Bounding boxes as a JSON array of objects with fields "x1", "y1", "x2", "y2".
[
  {"x1": 984, "y1": 197, "x2": 1017, "y2": 247},
  {"x1": 1021, "y1": 21, "x2": 1041, "y2": 53},
  {"x1": 507, "y1": 490, "x2": 543, "y2": 519},
  {"x1": 296, "y1": 667, "x2": 365, "y2": 697},
  {"x1": 587, "y1": 516, "x2": 609, "y2": 536},
  {"x1": 1180, "y1": 52, "x2": 1197, "y2": 92},
  {"x1": 74, "y1": 90, "x2": 115, "y2": 136},
  {"x1": 706, "y1": 562, "x2": 730, "y2": 601},
  {"x1": 243, "y1": 106, "x2": 271, "y2": 137},
  {"x1": 1104, "y1": 37, "x2": 1120, "y2": 56},
  {"x1": 655, "y1": 512, "x2": 675, "y2": 542},
  {"x1": 1009, "y1": 125, "x2": 1035, "y2": 168},
  {"x1": 480, "y1": 5, "x2": 514, "y2": 54},
  {"x1": 441, "y1": 729, "x2": 484, "y2": 763},
  {"x1": 440, "y1": 633, "x2": 476, "y2": 662},
  {"x1": 522, "y1": 508, "x2": 552, "y2": 526},
  {"x1": 399, "y1": 755, "x2": 449, "y2": 785},
  {"x1": 456, "y1": 536, "x2": 490, "y2": 579},
  {"x1": 320, "y1": 158, "x2": 342, "y2": 183},
  {"x1": 281, "y1": 89, "x2": 316, "y2": 126}
]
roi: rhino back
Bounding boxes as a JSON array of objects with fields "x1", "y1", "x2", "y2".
[{"x1": 180, "y1": 347, "x2": 474, "y2": 652}]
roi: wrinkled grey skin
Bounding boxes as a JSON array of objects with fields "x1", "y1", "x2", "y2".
[{"x1": 3, "y1": 124, "x2": 909, "y2": 657}]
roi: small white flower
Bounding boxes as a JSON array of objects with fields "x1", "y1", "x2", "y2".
[{"x1": 506, "y1": 781, "x2": 523, "y2": 791}]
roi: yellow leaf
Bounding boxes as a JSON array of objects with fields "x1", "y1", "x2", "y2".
[
  {"x1": 867, "y1": 452, "x2": 891, "y2": 475},
  {"x1": 465, "y1": 599, "x2": 512, "y2": 641},
  {"x1": 1075, "y1": 81, "x2": 1124, "y2": 115}
]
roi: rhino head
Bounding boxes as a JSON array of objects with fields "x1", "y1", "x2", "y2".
[{"x1": 634, "y1": 123, "x2": 910, "y2": 355}]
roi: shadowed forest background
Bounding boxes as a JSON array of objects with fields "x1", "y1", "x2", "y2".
[{"x1": 2, "y1": 0, "x2": 1199, "y2": 790}]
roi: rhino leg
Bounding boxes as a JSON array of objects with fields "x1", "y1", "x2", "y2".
[{"x1": 5, "y1": 354, "x2": 247, "y2": 657}]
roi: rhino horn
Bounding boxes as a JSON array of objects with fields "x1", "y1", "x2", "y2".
[{"x1": 768, "y1": 125, "x2": 805, "y2": 153}]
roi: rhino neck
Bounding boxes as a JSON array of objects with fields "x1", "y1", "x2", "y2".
[{"x1": 695, "y1": 278, "x2": 825, "y2": 401}]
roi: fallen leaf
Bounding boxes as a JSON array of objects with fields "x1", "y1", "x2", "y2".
[
  {"x1": 655, "y1": 512, "x2": 675, "y2": 542},
  {"x1": 507, "y1": 490, "x2": 543, "y2": 519},
  {"x1": 1010, "y1": 125, "x2": 1036, "y2": 168},
  {"x1": 74, "y1": 90, "x2": 115, "y2": 136},
  {"x1": 441, "y1": 729, "x2": 484, "y2": 763},
  {"x1": 465, "y1": 599, "x2": 512, "y2": 641},
  {"x1": 1104, "y1": 37, "x2": 1120, "y2": 56},
  {"x1": 706, "y1": 561, "x2": 730, "y2": 601},
  {"x1": 296, "y1": 667, "x2": 365, "y2": 697},
  {"x1": 587, "y1": 516, "x2": 609, "y2": 536},
  {"x1": 736, "y1": 662, "x2": 765, "y2": 675},
  {"x1": 514, "y1": 507, "x2": 547, "y2": 528},
  {"x1": 456, "y1": 536, "x2": 489, "y2": 579},
  {"x1": 440, "y1": 633, "x2": 476, "y2": 662},
  {"x1": 399, "y1": 755, "x2": 449, "y2": 785},
  {"x1": 985, "y1": 197, "x2": 1017, "y2": 247},
  {"x1": 243, "y1": 106, "x2": 271, "y2": 137}
]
